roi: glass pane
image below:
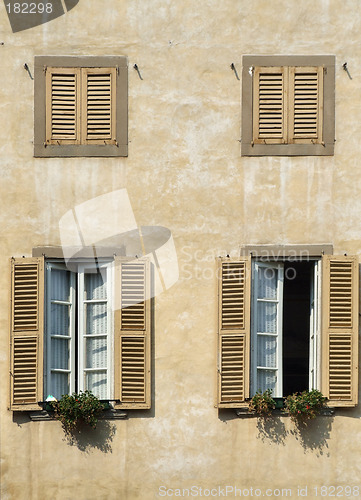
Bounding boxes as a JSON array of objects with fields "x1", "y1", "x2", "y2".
[
  {"x1": 257, "y1": 335, "x2": 277, "y2": 368},
  {"x1": 85, "y1": 271, "x2": 107, "y2": 300},
  {"x1": 51, "y1": 338, "x2": 70, "y2": 370},
  {"x1": 257, "y1": 301, "x2": 277, "y2": 333},
  {"x1": 86, "y1": 337, "x2": 107, "y2": 369},
  {"x1": 51, "y1": 269, "x2": 71, "y2": 301},
  {"x1": 257, "y1": 266, "x2": 278, "y2": 299},
  {"x1": 86, "y1": 371, "x2": 107, "y2": 399},
  {"x1": 50, "y1": 303, "x2": 70, "y2": 336},
  {"x1": 256, "y1": 369, "x2": 277, "y2": 394},
  {"x1": 50, "y1": 372, "x2": 69, "y2": 400},
  {"x1": 86, "y1": 303, "x2": 107, "y2": 335}
]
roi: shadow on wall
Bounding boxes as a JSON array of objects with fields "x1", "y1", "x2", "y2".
[
  {"x1": 256, "y1": 416, "x2": 333, "y2": 457},
  {"x1": 218, "y1": 410, "x2": 333, "y2": 456},
  {"x1": 60, "y1": 420, "x2": 117, "y2": 453},
  {"x1": 13, "y1": 413, "x2": 116, "y2": 453}
]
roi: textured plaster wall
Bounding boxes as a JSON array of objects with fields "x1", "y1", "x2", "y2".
[{"x1": 1, "y1": 0, "x2": 361, "y2": 499}]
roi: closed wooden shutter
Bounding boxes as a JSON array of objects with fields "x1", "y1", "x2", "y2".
[
  {"x1": 114, "y1": 258, "x2": 151, "y2": 409},
  {"x1": 10, "y1": 257, "x2": 44, "y2": 410},
  {"x1": 288, "y1": 66, "x2": 323, "y2": 144},
  {"x1": 321, "y1": 256, "x2": 358, "y2": 407},
  {"x1": 217, "y1": 258, "x2": 251, "y2": 408},
  {"x1": 82, "y1": 68, "x2": 116, "y2": 144},
  {"x1": 45, "y1": 68, "x2": 81, "y2": 145},
  {"x1": 253, "y1": 67, "x2": 287, "y2": 144}
]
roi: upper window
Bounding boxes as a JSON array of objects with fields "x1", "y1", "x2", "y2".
[
  {"x1": 10, "y1": 256, "x2": 151, "y2": 411},
  {"x1": 241, "y1": 56, "x2": 335, "y2": 156},
  {"x1": 34, "y1": 56, "x2": 128, "y2": 157},
  {"x1": 216, "y1": 253, "x2": 359, "y2": 409}
]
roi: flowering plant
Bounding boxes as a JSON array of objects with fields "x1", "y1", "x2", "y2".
[
  {"x1": 284, "y1": 389, "x2": 326, "y2": 423},
  {"x1": 249, "y1": 389, "x2": 276, "y2": 417},
  {"x1": 50, "y1": 391, "x2": 105, "y2": 433}
]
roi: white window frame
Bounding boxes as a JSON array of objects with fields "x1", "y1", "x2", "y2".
[
  {"x1": 45, "y1": 260, "x2": 113, "y2": 400},
  {"x1": 251, "y1": 261, "x2": 284, "y2": 397},
  {"x1": 251, "y1": 259, "x2": 321, "y2": 398}
]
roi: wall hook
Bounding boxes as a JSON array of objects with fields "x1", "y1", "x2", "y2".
[
  {"x1": 230, "y1": 63, "x2": 240, "y2": 81},
  {"x1": 24, "y1": 63, "x2": 33, "y2": 80},
  {"x1": 343, "y1": 62, "x2": 352, "y2": 80},
  {"x1": 133, "y1": 64, "x2": 143, "y2": 80}
]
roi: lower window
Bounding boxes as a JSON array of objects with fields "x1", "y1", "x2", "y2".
[
  {"x1": 10, "y1": 256, "x2": 152, "y2": 411},
  {"x1": 216, "y1": 254, "x2": 359, "y2": 408},
  {"x1": 251, "y1": 260, "x2": 320, "y2": 397},
  {"x1": 45, "y1": 261, "x2": 112, "y2": 400}
]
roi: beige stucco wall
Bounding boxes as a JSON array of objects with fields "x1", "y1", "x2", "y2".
[{"x1": 1, "y1": 0, "x2": 361, "y2": 498}]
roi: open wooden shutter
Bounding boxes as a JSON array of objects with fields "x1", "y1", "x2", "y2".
[
  {"x1": 114, "y1": 258, "x2": 151, "y2": 409},
  {"x1": 288, "y1": 66, "x2": 323, "y2": 144},
  {"x1": 321, "y1": 255, "x2": 358, "y2": 407},
  {"x1": 82, "y1": 68, "x2": 116, "y2": 145},
  {"x1": 217, "y1": 257, "x2": 251, "y2": 408},
  {"x1": 10, "y1": 257, "x2": 44, "y2": 410},
  {"x1": 253, "y1": 67, "x2": 287, "y2": 145},
  {"x1": 45, "y1": 67, "x2": 80, "y2": 145}
]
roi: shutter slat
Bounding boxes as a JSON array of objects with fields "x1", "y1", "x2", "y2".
[
  {"x1": 85, "y1": 70, "x2": 114, "y2": 141},
  {"x1": 121, "y1": 262, "x2": 146, "y2": 330},
  {"x1": 10, "y1": 258, "x2": 44, "y2": 410},
  {"x1": 114, "y1": 258, "x2": 151, "y2": 409},
  {"x1": 253, "y1": 67, "x2": 286, "y2": 143},
  {"x1": 289, "y1": 66, "x2": 323, "y2": 143},
  {"x1": 322, "y1": 256, "x2": 358, "y2": 407},
  {"x1": 217, "y1": 258, "x2": 251, "y2": 408},
  {"x1": 120, "y1": 337, "x2": 146, "y2": 402},
  {"x1": 50, "y1": 71, "x2": 77, "y2": 140}
]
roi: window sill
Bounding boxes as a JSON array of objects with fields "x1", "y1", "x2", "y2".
[
  {"x1": 28, "y1": 402, "x2": 128, "y2": 421},
  {"x1": 234, "y1": 407, "x2": 335, "y2": 418}
]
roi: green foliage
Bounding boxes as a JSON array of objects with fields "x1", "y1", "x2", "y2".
[
  {"x1": 249, "y1": 389, "x2": 276, "y2": 417},
  {"x1": 284, "y1": 389, "x2": 326, "y2": 423},
  {"x1": 50, "y1": 391, "x2": 105, "y2": 433}
]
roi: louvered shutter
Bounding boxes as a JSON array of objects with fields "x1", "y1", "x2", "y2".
[
  {"x1": 217, "y1": 258, "x2": 251, "y2": 408},
  {"x1": 82, "y1": 68, "x2": 116, "y2": 145},
  {"x1": 10, "y1": 257, "x2": 44, "y2": 410},
  {"x1": 253, "y1": 67, "x2": 287, "y2": 144},
  {"x1": 45, "y1": 68, "x2": 81, "y2": 144},
  {"x1": 288, "y1": 66, "x2": 323, "y2": 144},
  {"x1": 114, "y1": 258, "x2": 151, "y2": 409},
  {"x1": 321, "y1": 256, "x2": 358, "y2": 407}
]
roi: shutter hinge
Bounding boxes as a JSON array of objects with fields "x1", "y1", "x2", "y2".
[
  {"x1": 248, "y1": 66, "x2": 254, "y2": 76},
  {"x1": 43, "y1": 65, "x2": 47, "y2": 73},
  {"x1": 323, "y1": 66, "x2": 327, "y2": 75},
  {"x1": 116, "y1": 65, "x2": 119, "y2": 75}
]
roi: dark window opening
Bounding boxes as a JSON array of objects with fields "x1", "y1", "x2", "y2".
[{"x1": 283, "y1": 261, "x2": 313, "y2": 395}]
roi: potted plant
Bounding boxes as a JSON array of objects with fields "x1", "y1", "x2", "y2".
[
  {"x1": 284, "y1": 389, "x2": 326, "y2": 423},
  {"x1": 249, "y1": 389, "x2": 276, "y2": 417},
  {"x1": 49, "y1": 390, "x2": 105, "y2": 433}
]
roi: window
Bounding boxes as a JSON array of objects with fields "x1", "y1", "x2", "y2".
[
  {"x1": 45, "y1": 261, "x2": 112, "y2": 400},
  {"x1": 241, "y1": 56, "x2": 335, "y2": 156},
  {"x1": 10, "y1": 256, "x2": 151, "y2": 411},
  {"x1": 34, "y1": 56, "x2": 128, "y2": 157},
  {"x1": 216, "y1": 254, "x2": 358, "y2": 408}
]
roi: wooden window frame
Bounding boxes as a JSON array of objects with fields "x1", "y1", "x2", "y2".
[
  {"x1": 34, "y1": 56, "x2": 128, "y2": 157},
  {"x1": 241, "y1": 55, "x2": 335, "y2": 156}
]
